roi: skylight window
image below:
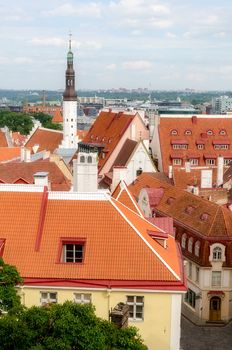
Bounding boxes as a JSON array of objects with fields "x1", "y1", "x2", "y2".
[{"x1": 170, "y1": 129, "x2": 178, "y2": 136}]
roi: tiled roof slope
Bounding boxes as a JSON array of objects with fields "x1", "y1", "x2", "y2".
[
  {"x1": 0, "y1": 147, "x2": 20, "y2": 162},
  {"x1": 25, "y1": 128, "x2": 63, "y2": 153},
  {"x1": 0, "y1": 130, "x2": 8, "y2": 147},
  {"x1": 83, "y1": 110, "x2": 134, "y2": 170},
  {"x1": 0, "y1": 160, "x2": 71, "y2": 191},
  {"x1": 118, "y1": 172, "x2": 232, "y2": 239},
  {"x1": 0, "y1": 190, "x2": 184, "y2": 289},
  {"x1": 52, "y1": 110, "x2": 63, "y2": 123},
  {"x1": 113, "y1": 181, "x2": 144, "y2": 216},
  {"x1": 110, "y1": 139, "x2": 138, "y2": 170},
  {"x1": 173, "y1": 167, "x2": 217, "y2": 189},
  {"x1": 159, "y1": 117, "x2": 232, "y2": 172}
]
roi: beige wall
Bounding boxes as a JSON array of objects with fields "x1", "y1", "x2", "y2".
[{"x1": 18, "y1": 286, "x2": 181, "y2": 350}]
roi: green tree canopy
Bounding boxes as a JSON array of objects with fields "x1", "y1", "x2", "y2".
[
  {"x1": 0, "y1": 302, "x2": 147, "y2": 350},
  {"x1": 0, "y1": 111, "x2": 33, "y2": 135},
  {"x1": 32, "y1": 112, "x2": 62, "y2": 130}
]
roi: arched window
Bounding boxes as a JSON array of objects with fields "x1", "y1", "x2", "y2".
[
  {"x1": 219, "y1": 129, "x2": 226, "y2": 136},
  {"x1": 87, "y1": 156, "x2": 92, "y2": 163},
  {"x1": 188, "y1": 237, "x2": 193, "y2": 253},
  {"x1": 181, "y1": 233, "x2": 187, "y2": 249},
  {"x1": 195, "y1": 241, "x2": 200, "y2": 257},
  {"x1": 213, "y1": 246, "x2": 222, "y2": 261},
  {"x1": 80, "y1": 155, "x2": 85, "y2": 163},
  {"x1": 207, "y1": 130, "x2": 213, "y2": 136},
  {"x1": 185, "y1": 130, "x2": 192, "y2": 135}
]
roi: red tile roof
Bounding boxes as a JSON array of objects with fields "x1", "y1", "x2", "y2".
[
  {"x1": 83, "y1": 110, "x2": 135, "y2": 171},
  {"x1": 0, "y1": 147, "x2": 20, "y2": 162},
  {"x1": 159, "y1": 117, "x2": 232, "y2": 171},
  {"x1": 0, "y1": 160, "x2": 71, "y2": 191},
  {"x1": 25, "y1": 128, "x2": 63, "y2": 153},
  {"x1": 0, "y1": 130, "x2": 8, "y2": 147},
  {"x1": 52, "y1": 110, "x2": 63, "y2": 123},
  {"x1": 0, "y1": 190, "x2": 185, "y2": 289}
]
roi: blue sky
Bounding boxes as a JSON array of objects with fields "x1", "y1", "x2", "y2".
[{"x1": 0, "y1": 0, "x2": 232, "y2": 90}]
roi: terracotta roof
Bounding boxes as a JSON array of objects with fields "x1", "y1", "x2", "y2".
[
  {"x1": 77, "y1": 129, "x2": 88, "y2": 140},
  {"x1": 173, "y1": 167, "x2": 218, "y2": 189},
  {"x1": 113, "y1": 181, "x2": 144, "y2": 216},
  {"x1": 0, "y1": 160, "x2": 71, "y2": 191},
  {"x1": 12, "y1": 132, "x2": 27, "y2": 146},
  {"x1": 52, "y1": 110, "x2": 63, "y2": 123},
  {"x1": 159, "y1": 117, "x2": 232, "y2": 171},
  {"x1": 148, "y1": 217, "x2": 174, "y2": 236},
  {"x1": 110, "y1": 139, "x2": 138, "y2": 170},
  {"x1": 25, "y1": 128, "x2": 63, "y2": 153},
  {"x1": 0, "y1": 147, "x2": 20, "y2": 162},
  {"x1": 116, "y1": 172, "x2": 232, "y2": 239},
  {"x1": 0, "y1": 130, "x2": 8, "y2": 147},
  {"x1": 0, "y1": 190, "x2": 185, "y2": 288},
  {"x1": 83, "y1": 110, "x2": 135, "y2": 171}
]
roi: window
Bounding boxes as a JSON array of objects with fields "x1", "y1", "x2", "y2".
[
  {"x1": 185, "y1": 206, "x2": 195, "y2": 215},
  {"x1": 166, "y1": 197, "x2": 175, "y2": 205},
  {"x1": 170, "y1": 129, "x2": 178, "y2": 135},
  {"x1": 197, "y1": 144, "x2": 204, "y2": 150},
  {"x1": 200, "y1": 213, "x2": 209, "y2": 222},
  {"x1": 196, "y1": 267, "x2": 200, "y2": 283},
  {"x1": 181, "y1": 233, "x2": 187, "y2": 249},
  {"x1": 212, "y1": 271, "x2": 221, "y2": 287},
  {"x1": 194, "y1": 241, "x2": 200, "y2": 257},
  {"x1": 188, "y1": 237, "x2": 193, "y2": 253},
  {"x1": 62, "y1": 243, "x2": 84, "y2": 263},
  {"x1": 185, "y1": 130, "x2": 192, "y2": 135},
  {"x1": 189, "y1": 158, "x2": 199, "y2": 165},
  {"x1": 74, "y1": 293, "x2": 91, "y2": 304},
  {"x1": 173, "y1": 158, "x2": 182, "y2": 165},
  {"x1": 219, "y1": 129, "x2": 226, "y2": 135},
  {"x1": 206, "y1": 159, "x2": 215, "y2": 166},
  {"x1": 80, "y1": 155, "x2": 85, "y2": 163},
  {"x1": 207, "y1": 130, "x2": 213, "y2": 135},
  {"x1": 172, "y1": 144, "x2": 188, "y2": 150},
  {"x1": 40, "y1": 292, "x2": 57, "y2": 305},
  {"x1": 127, "y1": 296, "x2": 144, "y2": 321},
  {"x1": 184, "y1": 289, "x2": 196, "y2": 308},
  {"x1": 188, "y1": 262, "x2": 192, "y2": 279},
  {"x1": 136, "y1": 168, "x2": 143, "y2": 176},
  {"x1": 87, "y1": 156, "x2": 92, "y2": 163},
  {"x1": 213, "y1": 247, "x2": 222, "y2": 261},
  {"x1": 224, "y1": 159, "x2": 232, "y2": 165}
]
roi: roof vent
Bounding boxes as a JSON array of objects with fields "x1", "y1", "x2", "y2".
[{"x1": 192, "y1": 116, "x2": 197, "y2": 124}]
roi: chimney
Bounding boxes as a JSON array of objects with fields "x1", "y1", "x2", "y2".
[
  {"x1": 192, "y1": 116, "x2": 197, "y2": 124},
  {"x1": 24, "y1": 148, "x2": 31, "y2": 162},
  {"x1": 185, "y1": 161, "x2": 191, "y2": 173},
  {"x1": 20, "y1": 147, "x2": 25, "y2": 161},
  {"x1": 73, "y1": 144, "x2": 98, "y2": 192},
  {"x1": 33, "y1": 172, "x2": 49, "y2": 187},
  {"x1": 111, "y1": 166, "x2": 127, "y2": 192},
  {"x1": 217, "y1": 155, "x2": 224, "y2": 187},
  {"x1": 168, "y1": 165, "x2": 173, "y2": 179}
]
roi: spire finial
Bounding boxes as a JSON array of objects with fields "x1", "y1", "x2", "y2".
[{"x1": 69, "y1": 31, "x2": 72, "y2": 51}]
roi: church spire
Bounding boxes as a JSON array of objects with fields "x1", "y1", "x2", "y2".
[{"x1": 63, "y1": 33, "x2": 77, "y2": 101}]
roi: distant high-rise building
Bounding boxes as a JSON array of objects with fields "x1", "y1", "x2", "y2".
[{"x1": 212, "y1": 95, "x2": 232, "y2": 114}]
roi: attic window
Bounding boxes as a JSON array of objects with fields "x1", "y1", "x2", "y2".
[
  {"x1": 219, "y1": 129, "x2": 226, "y2": 136},
  {"x1": 200, "y1": 213, "x2": 209, "y2": 222},
  {"x1": 185, "y1": 130, "x2": 192, "y2": 135},
  {"x1": 170, "y1": 129, "x2": 178, "y2": 136},
  {"x1": 185, "y1": 205, "x2": 195, "y2": 215},
  {"x1": 207, "y1": 130, "x2": 213, "y2": 136},
  {"x1": 61, "y1": 241, "x2": 85, "y2": 263},
  {"x1": 166, "y1": 197, "x2": 175, "y2": 205},
  {"x1": 108, "y1": 138, "x2": 112, "y2": 144}
]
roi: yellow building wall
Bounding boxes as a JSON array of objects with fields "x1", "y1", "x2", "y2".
[{"x1": 19, "y1": 287, "x2": 173, "y2": 350}]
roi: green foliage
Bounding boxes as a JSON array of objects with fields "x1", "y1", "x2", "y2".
[
  {"x1": 0, "y1": 258, "x2": 23, "y2": 313},
  {"x1": 0, "y1": 301, "x2": 147, "y2": 350},
  {"x1": 32, "y1": 112, "x2": 62, "y2": 130},
  {"x1": 0, "y1": 111, "x2": 33, "y2": 135}
]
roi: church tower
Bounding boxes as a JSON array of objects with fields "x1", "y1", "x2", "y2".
[{"x1": 62, "y1": 34, "x2": 77, "y2": 148}]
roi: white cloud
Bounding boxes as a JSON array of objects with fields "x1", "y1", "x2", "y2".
[
  {"x1": 166, "y1": 32, "x2": 177, "y2": 39},
  {"x1": 106, "y1": 63, "x2": 117, "y2": 70},
  {"x1": 122, "y1": 60, "x2": 153, "y2": 71},
  {"x1": 43, "y1": 2, "x2": 101, "y2": 18}
]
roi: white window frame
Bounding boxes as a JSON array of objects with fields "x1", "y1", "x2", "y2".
[
  {"x1": 189, "y1": 158, "x2": 199, "y2": 165},
  {"x1": 126, "y1": 296, "x2": 144, "y2": 321},
  {"x1": 181, "y1": 234, "x2": 187, "y2": 249},
  {"x1": 188, "y1": 238, "x2": 193, "y2": 253},
  {"x1": 40, "y1": 292, "x2": 57, "y2": 305},
  {"x1": 206, "y1": 159, "x2": 215, "y2": 166},
  {"x1": 213, "y1": 247, "x2": 222, "y2": 261},
  {"x1": 173, "y1": 158, "x2": 182, "y2": 165},
  {"x1": 194, "y1": 241, "x2": 200, "y2": 257},
  {"x1": 224, "y1": 159, "x2": 232, "y2": 165},
  {"x1": 195, "y1": 267, "x2": 200, "y2": 283},
  {"x1": 197, "y1": 144, "x2": 204, "y2": 150},
  {"x1": 62, "y1": 243, "x2": 84, "y2": 263},
  {"x1": 184, "y1": 288, "x2": 196, "y2": 309},
  {"x1": 212, "y1": 271, "x2": 221, "y2": 287},
  {"x1": 74, "y1": 293, "x2": 92, "y2": 304}
]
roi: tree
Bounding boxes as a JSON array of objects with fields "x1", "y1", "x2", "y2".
[
  {"x1": 0, "y1": 258, "x2": 23, "y2": 314},
  {"x1": 32, "y1": 112, "x2": 62, "y2": 131},
  {"x1": 0, "y1": 111, "x2": 34, "y2": 135},
  {"x1": 0, "y1": 302, "x2": 147, "y2": 350}
]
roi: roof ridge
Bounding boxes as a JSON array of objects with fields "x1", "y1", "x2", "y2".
[
  {"x1": 109, "y1": 197, "x2": 180, "y2": 281},
  {"x1": 120, "y1": 181, "x2": 144, "y2": 217}
]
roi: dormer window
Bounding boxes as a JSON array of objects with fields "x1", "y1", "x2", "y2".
[
  {"x1": 219, "y1": 129, "x2": 226, "y2": 136},
  {"x1": 200, "y1": 213, "x2": 209, "y2": 222},
  {"x1": 213, "y1": 246, "x2": 222, "y2": 261},
  {"x1": 185, "y1": 206, "x2": 195, "y2": 215},
  {"x1": 61, "y1": 241, "x2": 85, "y2": 263},
  {"x1": 170, "y1": 129, "x2": 178, "y2": 135},
  {"x1": 185, "y1": 130, "x2": 192, "y2": 135},
  {"x1": 194, "y1": 241, "x2": 200, "y2": 257},
  {"x1": 197, "y1": 144, "x2": 204, "y2": 150},
  {"x1": 207, "y1": 130, "x2": 213, "y2": 136},
  {"x1": 181, "y1": 233, "x2": 187, "y2": 249}
]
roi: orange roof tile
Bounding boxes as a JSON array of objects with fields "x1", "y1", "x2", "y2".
[
  {"x1": 83, "y1": 110, "x2": 134, "y2": 171},
  {"x1": 77, "y1": 129, "x2": 88, "y2": 140},
  {"x1": 25, "y1": 128, "x2": 63, "y2": 153},
  {"x1": 0, "y1": 190, "x2": 184, "y2": 288},
  {"x1": 173, "y1": 167, "x2": 218, "y2": 189},
  {"x1": 159, "y1": 117, "x2": 232, "y2": 172},
  {"x1": 0, "y1": 130, "x2": 8, "y2": 147},
  {"x1": 0, "y1": 147, "x2": 20, "y2": 162},
  {"x1": 52, "y1": 110, "x2": 63, "y2": 123}
]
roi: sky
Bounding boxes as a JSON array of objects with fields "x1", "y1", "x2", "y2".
[{"x1": 0, "y1": 0, "x2": 232, "y2": 91}]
